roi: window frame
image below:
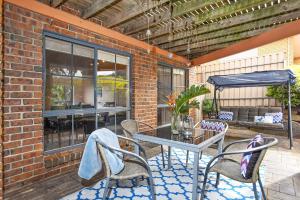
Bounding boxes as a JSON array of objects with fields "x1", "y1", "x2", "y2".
[
  {"x1": 157, "y1": 62, "x2": 189, "y2": 127},
  {"x1": 42, "y1": 31, "x2": 132, "y2": 153}
]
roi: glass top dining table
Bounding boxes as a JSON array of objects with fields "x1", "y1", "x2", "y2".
[{"x1": 133, "y1": 125, "x2": 226, "y2": 200}]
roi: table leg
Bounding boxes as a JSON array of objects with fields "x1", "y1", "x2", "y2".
[
  {"x1": 167, "y1": 146, "x2": 171, "y2": 169},
  {"x1": 217, "y1": 137, "x2": 224, "y2": 154},
  {"x1": 192, "y1": 152, "x2": 200, "y2": 200}
]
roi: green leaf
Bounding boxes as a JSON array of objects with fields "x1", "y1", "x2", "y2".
[{"x1": 174, "y1": 85, "x2": 210, "y2": 115}]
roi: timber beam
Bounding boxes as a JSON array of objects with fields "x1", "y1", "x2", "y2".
[
  {"x1": 192, "y1": 19, "x2": 300, "y2": 65},
  {"x1": 51, "y1": 0, "x2": 68, "y2": 7},
  {"x1": 141, "y1": 0, "x2": 294, "y2": 45},
  {"x1": 106, "y1": 0, "x2": 170, "y2": 28},
  {"x1": 81, "y1": 0, "x2": 120, "y2": 19},
  {"x1": 169, "y1": 9, "x2": 300, "y2": 52}
]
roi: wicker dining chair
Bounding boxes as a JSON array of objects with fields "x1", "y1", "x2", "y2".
[
  {"x1": 97, "y1": 135, "x2": 156, "y2": 200},
  {"x1": 200, "y1": 137, "x2": 278, "y2": 200},
  {"x1": 121, "y1": 119, "x2": 166, "y2": 168},
  {"x1": 185, "y1": 119, "x2": 228, "y2": 166}
]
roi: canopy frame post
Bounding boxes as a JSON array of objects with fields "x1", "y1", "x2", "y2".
[
  {"x1": 212, "y1": 87, "x2": 218, "y2": 117},
  {"x1": 287, "y1": 81, "x2": 293, "y2": 149}
]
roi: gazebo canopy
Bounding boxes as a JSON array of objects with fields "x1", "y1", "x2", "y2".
[
  {"x1": 207, "y1": 69, "x2": 297, "y2": 149},
  {"x1": 207, "y1": 70, "x2": 296, "y2": 90}
]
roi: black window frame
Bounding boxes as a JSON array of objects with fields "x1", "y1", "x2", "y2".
[
  {"x1": 157, "y1": 62, "x2": 188, "y2": 127},
  {"x1": 42, "y1": 31, "x2": 132, "y2": 153}
]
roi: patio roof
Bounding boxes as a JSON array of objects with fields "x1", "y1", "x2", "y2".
[
  {"x1": 38, "y1": 0, "x2": 300, "y2": 60},
  {"x1": 207, "y1": 69, "x2": 296, "y2": 90}
]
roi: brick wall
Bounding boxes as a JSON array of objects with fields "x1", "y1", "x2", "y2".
[
  {"x1": 2, "y1": 2, "x2": 186, "y2": 196},
  {"x1": 0, "y1": 0, "x2": 4, "y2": 199}
]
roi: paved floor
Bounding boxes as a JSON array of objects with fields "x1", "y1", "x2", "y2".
[{"x1": 5, "y1": 135, "x2": 300, "y2": 200}]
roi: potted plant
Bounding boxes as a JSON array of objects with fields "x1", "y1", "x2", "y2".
[
  {"x1": 202, "y1": 99, "x2": 213, "y2": 119},
  {"x1": 166, "y1": 85, "x2": 210, "y2": 134}
]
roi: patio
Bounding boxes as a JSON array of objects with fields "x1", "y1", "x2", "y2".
[
  {"x1": 1, "y1": 0, "x2": 300, "y2": 200},
  {"x1": 4, "y1": 135, "x2": 300, "y2": 200}
]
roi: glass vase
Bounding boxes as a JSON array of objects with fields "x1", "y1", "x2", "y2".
[{"x1": 171, "y1": 113, "x2": 181, "y2": 135}]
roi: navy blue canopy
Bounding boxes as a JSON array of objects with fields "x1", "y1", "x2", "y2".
[{"x1": 207, "y1": 70, "x2": 296, "y2": 89}]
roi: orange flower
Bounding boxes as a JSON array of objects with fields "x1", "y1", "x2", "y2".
[{"x1": 166, "y1": 92, "x2": 178, "y2": 111}]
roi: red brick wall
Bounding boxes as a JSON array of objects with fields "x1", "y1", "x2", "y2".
[
  {"x1": 2, "y1": 2, "x2": 186, "y2": 196},
  {"x1": 0, "y1": 0, "x2": 4, "y2": 199}
]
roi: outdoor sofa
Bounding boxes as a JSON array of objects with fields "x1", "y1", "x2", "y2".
[{"x1": 219, "y1": 106, "x2": 286, "y2": 133}]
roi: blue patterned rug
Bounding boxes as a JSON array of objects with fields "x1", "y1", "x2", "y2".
[{"x1": 62, "y1": 149, "x2": 262, "y2": 200}]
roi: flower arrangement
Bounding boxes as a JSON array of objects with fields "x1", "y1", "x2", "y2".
[{"x1": 166, "y1": 85, "x2": 210, "y2": 133}]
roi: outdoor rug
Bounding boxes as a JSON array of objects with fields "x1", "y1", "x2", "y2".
[{"x1": 62, "y1": 148, "x2": 263, "y2": 200}]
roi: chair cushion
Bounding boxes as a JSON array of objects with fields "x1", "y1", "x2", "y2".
[
  {"x1": 240, "y1": 135, "x2": 265, "y2": 179},
  {"x1": 211, "y1": 158, "x2": 253, "y2": 183},
  {"x1": 201, "y1": 120, "x2": 225, "y2": 132},
  {"x1": 218, "y1": 111, "x2": 234, "y2": 121},
  {"x1": 112, "y1": 158, "x2": 149, "y2": 179},
  {"x1": 265, "y1": 112, "x2": 283, "y2": 123}
]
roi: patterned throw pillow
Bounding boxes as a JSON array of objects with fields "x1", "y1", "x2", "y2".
[
  {"x1": 218, "y1": 111, "x2": 234, "y2": 121},
  {"x1": 254, "y1": 116, "x2": 273, "y2": 123},
  {"x1": 265, "y1": 112, "x2": 283, "y2": 124},
  {"x1": 200, "y1": 120, "x2": 225, "y2": 132},
  {"x1": 240, "y1": 135, "x2": 265, "y2": 179}
]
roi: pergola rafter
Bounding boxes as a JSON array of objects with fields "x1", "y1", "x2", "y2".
[
  {"x1": 106, "y1": 0, "x2": 170, "y2": 28},
  {"x1": 169, "y1": 9, "x2": 300, "y2": 53},
  {"x1": 51, "y1": 0, "x2": 68, "y2": 7},
  {"x1": 81, "y1": 0, "x2": 120, "y2": 19},
  {"x1": 42, "y1": 0, "x2": 300, "y2": 59},
  {"x1": 137, "y1": 0, "x2": 273, "y2": 41},
  {"x1": 124, "y1": 0, "x2": 226, "y2": 36}
]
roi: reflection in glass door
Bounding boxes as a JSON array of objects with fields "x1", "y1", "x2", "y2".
[{"x1": 96, "y1": 50, "x2": 130, "y2": 133}]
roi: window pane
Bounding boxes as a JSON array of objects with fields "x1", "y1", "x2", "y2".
[
  {"x1": 116, "y1": 55, "x2": 129, "y2": 108},
  {"x1": 97, "y1": 112, "x2": 116, "y2": 132},
  {"x1": 157, "y1": 66, "x2": 171, "y2": 104},
  {"x1": 44, "y1": 115, "x2": 72, "y2": 151},
  {"x1": 45, "y1": 37, "x2": 71, "y2": 54},
  {"x1": 173, "y1": 68, "x2": 186, "y2": 94},
  {"x1": 97, "y1": 50, "x2": 115, "y2": 108},
  {"x1": 74, "y1": 113, "x2": 96, "y2": 144},
  {"x1": 157, "y1": 107, "x2": 171, "y2": 126},
  {"x1": 46, "y1": 75, "x2": 72, "y2": 110},
  {"x1": 72, "y1": 44, "x2": 95, "y2": 109},
  {"x1": 116, "y1": 111, "x2": 128, "y2": 135},
  {"x1": 45, "y1": 39, "x2": 95, "y2": 111},
  {"x1": 45, "y1": 37, "x2": 72, "y2": 76}
]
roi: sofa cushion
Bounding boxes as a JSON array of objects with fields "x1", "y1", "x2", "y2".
[
  {"x1": 221, "y1": 107, "x2": 231, "y2": 112},
  {"x1": 238, "y1": 108, "x2": 249, "y2": 122},
  {"x1": 268, "y1": 107, "x2": 282, "y2": 113},
  {"x1": 248, "y1": 108, "x2": 258, "y2": 122},
  {"x1": 258, "y1": 107, "x2": 269, "y2": 116}
]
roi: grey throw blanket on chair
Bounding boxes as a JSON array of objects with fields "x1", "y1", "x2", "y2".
[{"x1": 78, "y1": 128, "x2": 124, "y2": 180}]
